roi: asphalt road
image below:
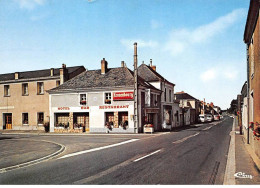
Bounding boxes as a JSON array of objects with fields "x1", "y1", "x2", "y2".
[{"x1": 0, "y1": 116, "x2": 233, "y2": 185}]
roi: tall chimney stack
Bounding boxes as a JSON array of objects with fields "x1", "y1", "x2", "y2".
[
  {"x1": 150, "y1": 59, "x2": 156, "y2": 71},
  {"x1": 50, "y1": 68, "x2": 54, "y2": 76},
  {"x1": 60, "y1": 64, "x2": 68, "y2": 84},
  {"x1": 121, "y1": 61, "x2": 125, "y2": 68},
  {"x1": 101, "y1": 58, "x2": 108, "y2": 74},
  {"x1": 15, "y1": 72, "x2": 19, "y2": 80}
]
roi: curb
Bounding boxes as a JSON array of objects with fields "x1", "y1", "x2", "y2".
[
  {"x1": 0, "y1": 139, "x2": 65, "y2": 174},
  {"x1": 223, "y1": 117, "x2": 236, "y2": 185}
]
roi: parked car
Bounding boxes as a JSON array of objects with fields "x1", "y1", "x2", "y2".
[
  {"x1": 214, "y1": 114, "x2": 220, "y2": 121},
  {"x1": 219, "y1": 115, "x2": 223, "y2": 119},
  {"x1": 198, "y1": 114, "x2": 206, "y2": 123},
  {"x1": 206, "y1": 114, "x2": 213, "y2": 122}
]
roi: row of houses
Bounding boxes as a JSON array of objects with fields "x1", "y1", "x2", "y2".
[
  {"x1": 0, "y1": 46, "x2": 220, "y2": 133},
  {"x1": 232, "y1": 0, "x2": 260, "y2": 161}
]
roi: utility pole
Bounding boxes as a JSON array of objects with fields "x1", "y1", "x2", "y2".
[
  {"x1": 203, "y1": 98, "x2": 205, "y2": 114},
  {"x1": 134, "y1": 42, "x2": 139, "y2": 133}
]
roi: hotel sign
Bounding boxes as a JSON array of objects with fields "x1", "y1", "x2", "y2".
[{"x1": 113, "y1": 92, "x2": 134, "y2": 101}]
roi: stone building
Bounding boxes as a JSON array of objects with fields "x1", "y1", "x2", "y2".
[
  {"x1": 0, "y1": 64, "x2": 85, "y2": 130},
  {"x1": 243, "y1": 0, "x2": 260, "y2": 158},
  {"x1": 48, "y1": 59, "x2": 161, "y2": 133},
  {"x1": 137, "y1": 60, "x2": 178, "y2": 130}
]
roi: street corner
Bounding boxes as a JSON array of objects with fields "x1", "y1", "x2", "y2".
[{"x1": 0, "y1": 138, "x2": 65, "y2": 173}]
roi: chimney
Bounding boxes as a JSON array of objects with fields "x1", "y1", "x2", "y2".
[
  {"x1": 15, "y1": 72, "x2": 19, "y2": 80},
  {"x1": 101, "y1": 58, "x2": 108, "y2": 74},
  {"x1": 121, "y1": 61, "x2": 125, "y2": 68},
  {"x1": 60, "y1": 64, "x2": 68, "y2": 84},
  {"x1": 50, "y1": 68, "x2": 54, "y2": 76},
  {"x1": 149, "y1": 59, "x2": 156, "y2": 71}
]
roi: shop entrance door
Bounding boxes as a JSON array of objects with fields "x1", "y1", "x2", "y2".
[
  {"x1": 73, "y1": 113, "x2": 89, "y2": 132},
  {"x1": 4, "y1": 114, "x2": 12, "y2": 130}
]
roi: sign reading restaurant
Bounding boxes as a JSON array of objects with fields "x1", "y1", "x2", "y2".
[{"x1": 113, "y1": 92, "x2": 134, "y2": 101}]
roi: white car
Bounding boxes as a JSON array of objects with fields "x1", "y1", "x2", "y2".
[
  {"x1": 198, "y1": 114, "x2": 206, "y2": 123},
  {"x1": 206, "y1": 114, "x2": 213, "y2": 122},
  {"x1": 213, "y1": 114, "x2": 220, "y2": 121}
]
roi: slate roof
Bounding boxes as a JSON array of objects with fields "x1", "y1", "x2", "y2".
[
  {"x1": 137, "y1": 64, "x2": 175, "y2": 86},
  {"x1": 0, "y1": 66, "x2": 84, "y2": 82},
  {"x1": 175, "y1": 92, "x2": 198, "y2": 100},
  {"x1": 49, "y1": 67, "x2": 160, "y2": 93}
]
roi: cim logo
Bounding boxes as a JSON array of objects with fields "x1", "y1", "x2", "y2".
[
  {"x1": 113, "y1": 92, "x2": 134, "y2": 101},
  {"x1": 234, "y1": 172, "x2": 253, "y2": 179}
]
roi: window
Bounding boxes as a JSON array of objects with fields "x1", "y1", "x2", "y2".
[
  {"x1": 169, "y1": 90, "x2": 172, "y2": 102},
  {"x1": 105, "y1": 112, "x2": 114, "y2": 127},
  {"x1": 22, "y1": 83, "x2": 29, "y2": 96},
  {"x1": 37, "y1": 112, "x2": 44, "y2": 125},
  {"x1": 250, "y1": 36, "x2": 254, "y2": 78},
  {"x1": 80, "y1": 94, "x2": 87, "y2": 105},
  {"x1": 119, "y1": 112, "x2": 128, "y2": 129},
  {"x1": 105, "y1": 93, "x2": 111, "y2": 104},
  {"x1": 56, "y1": 81, "x2": 60, "y2": 87},
  {"x1": 22, "y1": 113, "x2": 29, "y2": 125},
  {"x1": 37, "y1": 82, "x2": 44, "y2": 94},
  {"x1": 164, "y1": 88, "x2": 167, "y2": 102},
  {"x1": 55, "y1": 113, "x2": 69, "y2": 127},
  {"x1": 4, "y1": 85, "x2": 10, "y2": 96}
]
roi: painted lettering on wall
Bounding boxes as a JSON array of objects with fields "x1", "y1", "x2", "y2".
[
  {"x1": 99, "y1": 105, "x2": 129, "y2": 109},
  {"x1": 81, "y1": 106, "x2": 89, "y2": 110},
  {"x1": 58, "y1": 107, "x2": 70, "y2": 110},
  {"x1": 113, "y1": 92, "x2": 134, "y2": 101}
]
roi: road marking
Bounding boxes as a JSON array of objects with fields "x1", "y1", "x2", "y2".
[
  {"x1": 172, "y1": 133, "x2": 200, "y2": 144},
  {"x1": 161, "y1": 132, "x2": 170, "y2": 135},
  {"x1": 59, "y1": 139, "x2": 139, "y2": 160},
  {"x1": 203, "y1": 125, "x2": 214, "y2": 131},
  {"x1": 133, "y1": 149, "x2": 161, "y2": 162}
]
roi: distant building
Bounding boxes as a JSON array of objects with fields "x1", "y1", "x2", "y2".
[
  {"x1": 0, "y1": 64, "x2": 86, "y2": 130},
  {"x1": 174, "y1": 91, "x2": 200, "y2": 125},
  {"x1": 243, "y1": 0, "x2": 260, "y2": 158}
]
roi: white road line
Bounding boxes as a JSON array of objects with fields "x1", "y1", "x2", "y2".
[
  {"x1": 172, "y1": 133, "x2": 200, "y2": 144},
  {"x1": 58, "y1": 139, "x2": 139, "y2": 160},
  {"x1": 203, "y1": 125, "x2": 214, "y2": 131},
  {"x1": 134, "y1": 149, "x2": 161, "y2": 162}
]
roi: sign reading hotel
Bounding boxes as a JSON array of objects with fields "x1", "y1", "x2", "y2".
[
  {"x1": 113, "y1": 92, "x2": 134, "y2": 101},
  {"x1": 58, "y1": 107, "x2": 70, "y2": 110}
]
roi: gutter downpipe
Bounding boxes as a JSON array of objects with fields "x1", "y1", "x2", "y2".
[{"x1": 246, "y1": 43, "x2": 250, "y2": 144}]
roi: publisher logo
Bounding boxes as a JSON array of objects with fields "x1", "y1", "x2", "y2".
[{"x1": 234, "y1": 172, "x2": 253, "y2": 179}]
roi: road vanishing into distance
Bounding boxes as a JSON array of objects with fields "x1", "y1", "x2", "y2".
[{"x1": 0, "y1": 116, "x2": 233, "y2": 185}]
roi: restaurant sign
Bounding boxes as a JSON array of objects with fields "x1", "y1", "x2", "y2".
[{"x1": 113, "y1": 92, "x2": 134, "y2": 101}]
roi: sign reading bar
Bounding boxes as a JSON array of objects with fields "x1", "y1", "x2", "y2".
[
  {"x1": 113, "y1": 92, "x2": 134, "y2": 101},
  {"x1": 99, "y1": 105, "x2": 129, "y2": 109}
]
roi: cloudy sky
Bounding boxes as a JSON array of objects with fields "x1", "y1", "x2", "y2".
[{"x1": 0, "y1": 0, "x2": 249, "y2": 109}]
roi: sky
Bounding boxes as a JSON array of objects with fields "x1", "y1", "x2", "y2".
[{"x1": 0, "y1": 0, "x2": 250, "y2": 109}]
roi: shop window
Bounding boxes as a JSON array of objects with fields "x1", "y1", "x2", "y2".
[
  {"x1": 37, "y1": 82, "x2": 44, "y2": 95},
  {"x1": 4, "y1": 85, "x2": 10, "y2": 97},
  {"x1": 55, "y1": 113, "x2": 69, "y2": 128},
  {"x1": 105, "y1": 112, "x2": 114, "y2": 127},
  {"x1": 73, "y1": 113, "x2": 89, "y2": 129},
  {"x1": 37, "y1": 112, "x2": 44, "y2": 125},
  {"x1": 119, "y1": 112, "x2": 128, "y2": 129},
  {"x1": 56, "y1": 80, "x2": 60, "y2": 87},
  {"x1": 22, "y1": 113, "x2": 29, "y2": 125},
  {"x1": 22, "y1": 83, "x2": 29, "y2": 96},
  {"x1": 80, "y1": 94, "x2": 87, "y2": 105},
  {"x1": 105, "y1": 92, "x2": 111, "y2": 104}
]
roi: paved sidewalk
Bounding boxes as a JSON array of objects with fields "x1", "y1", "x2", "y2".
[
  {"x1": 234, "y1": 118, "x2": 260, "y2": 184},
  {"x1": 0, "y1": 137, "x2": 63, "y2": 172}
]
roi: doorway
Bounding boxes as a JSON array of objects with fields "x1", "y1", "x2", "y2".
[{"x1": 3, "y1": 113, "x2": 12, "y2": 130}]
